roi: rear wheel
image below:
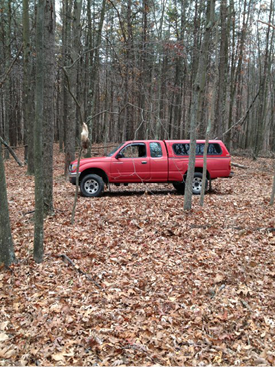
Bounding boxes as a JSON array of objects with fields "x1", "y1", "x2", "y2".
[
  {"x1": 192, "y1": 172, "x2": 208, "y2": 195},
  {"x1": 80, "y1": 174, "x2": 104, "y2": 197}
]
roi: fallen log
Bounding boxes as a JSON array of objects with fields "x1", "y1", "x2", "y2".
[{"x1": 232, "y1": 162, "x2": 248, "y2": 169}]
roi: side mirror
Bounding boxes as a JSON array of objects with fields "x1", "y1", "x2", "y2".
[{"x1": 115, "y1": 153, "x2": 123, "y2": 159}]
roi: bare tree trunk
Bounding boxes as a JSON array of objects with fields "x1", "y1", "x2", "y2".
[
  {"x1": 0, "y1": 143, "x2": 15, "y2": 267},
  {"x1": 270, "y1": 168, "x2": 275, "y2": 206},
  {"x1": 33, "y1": 0, "x2": 45, "y2": 263},
  {"x1": 214, "y1": 0, "x2": 229, "y2": 139},
  {"x1": 3, "y1": 1, "x2": 11, "y2": 160},
  {"x1": 184, "y1": 0, "x2": 215, "y2": 211},
  {"x1": 200, "y1": 19, "x2": 219, "y2": 206},
  {"x1": 86, "y1": 0, "x2": 106, "y2": 155},
  {"x1": 23, "y1": 0, "x2": 33, "y2": 173},
  {"x1": 254, "y1": 0, "x2": 273, "y2": 158},
  {"x1": 64, "y1": 0, "x2": 80, "y2": 177},
  {"x1": 43, "y1": 0, "x2": 55, "y2": 216}
]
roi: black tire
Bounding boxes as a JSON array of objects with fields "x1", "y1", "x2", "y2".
[
  {"x1": 192, "y1": 172, "x2": 208, "y2": 195},
  {"x1": 80, "y1": 174, "x2": 104, "y2": 197},
  {"x1": 173, "y1": 182, "x2": 185, "y2": 193}
]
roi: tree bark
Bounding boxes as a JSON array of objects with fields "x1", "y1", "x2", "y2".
[
  {"x1": 64, "y1": 0, "x2": 82, "y2": 176},
  {"x1": 43, "y1": 0, "x2": 55, "y2": 216},
  {"x1": 270, "y1": 168, "x2": 275, "y2": 206},
  {"x1": 33, "y1": 0, "x2": 45, "y2": 263},
  {"x1": 200, "y1": 16, "x2": 219, "y2": 206},
  {"x1": 0, "y1": 143, "x2": 15, "y2": 267},
  {"x1": 23, "y1": 0, "x2": 34, "y2": 173},
  {"x1": 184, "y1": 0, "x2": 215, "y2": 211},
  {"x1": 86, "y1": 0, "x2": 107, "y2": 155},
  {"x1": 254, "y1": 1, "x2": 273, "y2": 158},
  {"x1": 214, "y1": 0, "x2": 229, "y2": 139}
]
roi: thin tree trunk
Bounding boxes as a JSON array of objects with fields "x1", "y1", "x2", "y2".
[
  {"x1": 43, "y1": 0, "x2": 55, "y2": 216},
  {"x1": 86, "y1": 0, "x2": 107, "y2": 154},
  {"x1": 184, "y1": 0, "x2": 215, "y2": 211},
  {"x1": 64, "y1": 0, "x2": 77, "y2": 177},
  {"x1": 270, "y1": 168, "x2": 275, "y2": 206},
  {"x1": 200, "y1": 17, "x2": 219, "y2": 206},
  {"x1": 33, "y1": 0, "x2": 45, "y2": 263},
  {"x1": 23, "y1": 0, "x2": 33, "y2": 172},
  {"x1": 3, "y1": 1, "x2": 11, "y2": 160},
  {"x1": 214, "y1": 0, "x2": 229, "y2": 139},
  {"x1": 0, "y1": 143, "x2": 15, "y2": 267},
  {"x1": 254, "y1": 0, "x2": 273, "y2": 158}
]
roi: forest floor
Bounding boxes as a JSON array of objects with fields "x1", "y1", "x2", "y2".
[{"x1": 1, "y1": 144, "x2": 275, "y2": 366}]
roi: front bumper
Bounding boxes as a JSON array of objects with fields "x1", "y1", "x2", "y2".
[{"x1": 69, "y1": 172, "x2": 81, "y2": 185}]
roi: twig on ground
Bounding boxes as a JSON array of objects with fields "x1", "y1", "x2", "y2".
[
  {"x1": 58, "y1": 253, "x2": 102, "y2": 290},
  {"x1": 240, "y1": 299, "x2": 253, "y2": 311},
  {"x1": 23, "y1": 210, "x2": 35, "y2": 215}
]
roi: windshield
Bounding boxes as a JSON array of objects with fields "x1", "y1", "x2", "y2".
[{"x1": 107, "y1": 142, "x2": 125, "y2": 157}]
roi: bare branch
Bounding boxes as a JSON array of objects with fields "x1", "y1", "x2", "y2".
[
  {"x1": 258, "y1": 20, "x2": 275, "y2": 30},
  {"x1": 61, "y1": 65, "x2": 84, "y2": 125},
  {"x1": 0, "y1": 137, "x2": 24, "y2": 166},
  {"x1": 217, "y1": 89, "x2": 260, "y2": 140},
  {"x1": 0, "y1": 44, "x2": 23, "y2": 89}
]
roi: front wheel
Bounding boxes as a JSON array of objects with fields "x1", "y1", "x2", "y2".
[
  {"x1": 192, "y1": 172, "x2": 208, "y2": 195},
  {"x1": 80, "y1": 174, "x2": 104, "y2": 197}
]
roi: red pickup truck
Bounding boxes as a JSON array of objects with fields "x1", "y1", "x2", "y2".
[{"x1": 69, "y1": 140, "x2": 231, "y2": 197}]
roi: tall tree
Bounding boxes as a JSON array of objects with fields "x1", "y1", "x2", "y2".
[
  {"x1": 33, "y1": 0, "x2": 45, "y2": 263},
  {"x1": 64, "y1": 0, "x2": 83, "y2": 177},
  {"x1": 271, "y1": 167, "x2": 275, "y2": 206},
  {"x1": 86, "y1": 0, "x2": 107, "y2": 156},
  {"x1": 254, "y1": 0, "x2": 273, "y2": 158},
  {"x1": 23, "y1": 0, "x2": 34, "y2": 173},
  {"x1": 43, "y1": 0, "x2": 56, "y2": 215},
  {"x1": 184, "y1": 0, "x2": 215, "y2": 211},
  {"x1": 214, "y1": 0, "x2": 229, "y2": 139},
  {"x1": 0, "y1": 141, "x2": 15, "y2": 267}
]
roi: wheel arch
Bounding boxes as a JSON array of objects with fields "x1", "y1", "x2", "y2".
[
  {"x1": 194, "y1": 167, "x2": 210, "y2": 179},
  {"x1": 79, "y1": 168, "x2": 109, "y2": 184},
  {"x1": 183, "y1": 167, "x2": 210, "y2": 180}
]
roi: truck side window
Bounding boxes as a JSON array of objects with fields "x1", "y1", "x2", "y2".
[
  {"x1": 121, "y1": 143, "x2": 146, "y2": 158},
  {"x1": 150, "y1": 142, "x2": 162, "y2": 157},
  {"x1": 173, "y1": 143, "x2": 222, "y2": 156},
  {"x1": 173, "y1": 143, "x2": 189, "y2": 155},
  {"x1": 207, "y1": 143, "x2": 222, "y2": 155}
]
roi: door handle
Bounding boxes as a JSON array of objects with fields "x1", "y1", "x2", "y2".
[{"x1": 141, "y1": 161, "x2": 147, "y2": 164}]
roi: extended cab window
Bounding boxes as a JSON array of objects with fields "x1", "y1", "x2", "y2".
[
  {"x1": 173, "y1": 143, "x2": 222, "y2": 156},
  {"x1": 120, "y1": 143, "x2": 146, "y2": 158},
  {"x1": 150, "y1": 142, "x2": 162, "y2": 157}
]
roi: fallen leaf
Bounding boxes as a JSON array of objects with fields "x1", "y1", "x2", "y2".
[{"x1": 0, "y1": 333, "x2": 9, "y2": 342}]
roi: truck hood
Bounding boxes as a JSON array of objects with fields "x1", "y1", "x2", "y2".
[{"x1": 71, "y1": 156, "x2": 109, "y2": 167}]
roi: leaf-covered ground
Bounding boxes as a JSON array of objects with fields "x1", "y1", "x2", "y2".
[{"x1": 1, "y1": 145, "x2": 275, "y2": 366}]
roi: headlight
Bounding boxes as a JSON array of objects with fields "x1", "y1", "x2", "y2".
[{"x1": 69, "y1": 163, "x2": 78, "y2": 173}]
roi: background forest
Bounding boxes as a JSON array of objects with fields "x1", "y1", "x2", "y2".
[
  {"x1": 1, "y1": 1, "x2": 275, "y2": 365},
  {"x1": 0, "y1": 0, "x2": 275, "y2": 168}
]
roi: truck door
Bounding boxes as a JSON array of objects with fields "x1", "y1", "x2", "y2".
[
  {"x1": 149, "y1": 142, "x2": 168, "y2": 181},
  {"x1": 110, "y1": 142, "x2": 150, "y2": 182}
]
